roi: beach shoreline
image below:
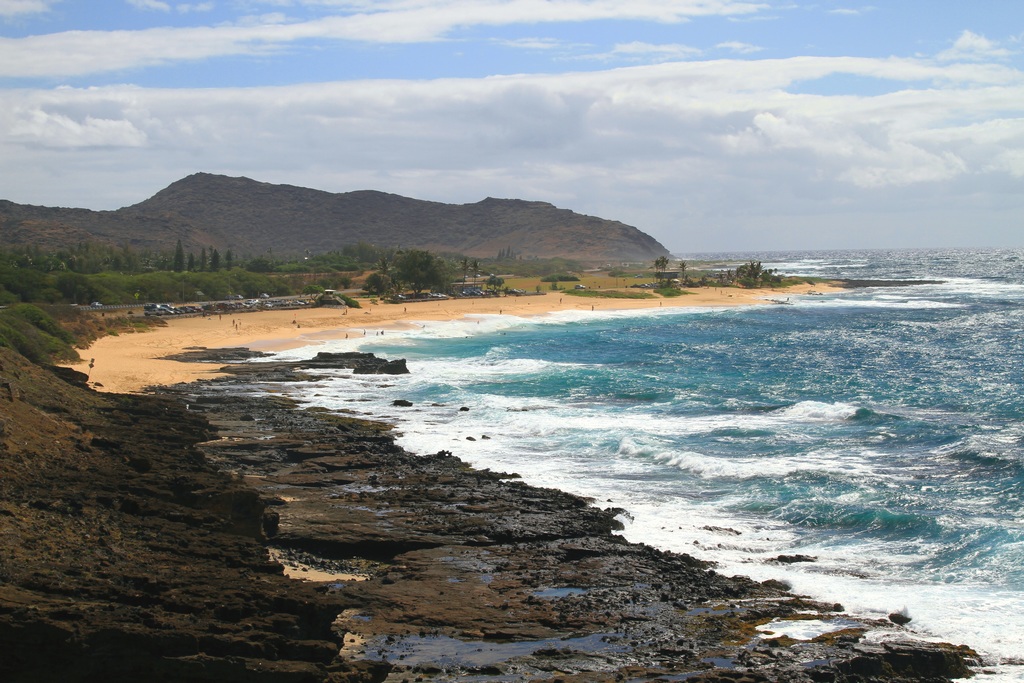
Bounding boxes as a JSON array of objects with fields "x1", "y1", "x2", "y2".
[
  {"x1": 14, "y1": 277, "x2": 986, "y2": 681},
  {"x1": 68, "y1": 283, "x2": 834, "y2": 393}
]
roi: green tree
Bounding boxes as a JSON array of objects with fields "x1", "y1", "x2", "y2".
[
  {"x1": 653, "y1": 256, "x2": 670, "y2": 286},
  {"x1": 735, "y1": 260, "x2": 765, "y2": 287},
  {"x1": 54, "y1": 272, "x2": 92, "y2": 304},
  {"x1": 363, "y1": 272, "x2": 393, "y2": 296},
  {"x1": 173, "y1": 240, "x2": 185, "y2": 273},
  {"x1": 486, "y1": 275, "x2": 505, "y2": 292},
  {"x1": 372, "y1": 255, "x2": 397, "y2": 295},
  {"x1": 245, "y1": 257, "x2": 275, "y2": 273},
  {"x1": 394, "y1": 249, "x2": 448, "y2": 297}
]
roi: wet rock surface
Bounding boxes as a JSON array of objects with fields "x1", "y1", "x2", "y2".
[{"x1": 0, "y1": 347, "x2": 981, "y2": 681}]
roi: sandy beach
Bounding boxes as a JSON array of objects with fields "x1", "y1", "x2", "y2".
[{"x1": 69, "y1": 283, "x2": 834, "y2": 393}]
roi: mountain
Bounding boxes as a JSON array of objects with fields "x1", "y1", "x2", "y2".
[{"x1": 0, "y1": 173, "x2": 670, "y2": 262}]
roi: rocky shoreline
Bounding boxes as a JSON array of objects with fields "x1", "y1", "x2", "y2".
[{"x1": 0, "y1": 347, "x2": 981, "y2": 681}]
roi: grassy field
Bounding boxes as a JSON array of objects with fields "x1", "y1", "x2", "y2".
[
  {"x1": 563, "y1": 289, "x2": 657, "y2": 299},
  {"x1": 502, "y1": 274, "x2": 661, "y2": 292}
]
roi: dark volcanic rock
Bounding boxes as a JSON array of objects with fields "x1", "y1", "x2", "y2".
[
  {"x1": 211, "y1": 351, "x2": 410, "y2": 379},
  {"x1": 0, "y1": 348, "x2": 382, "y2": 682},
  {"x1": 889, "y1": 610, "x2": 913, "y2": 625},
  {"x1": 771, "y1": 554, "x2": 817, "y2": 564},
  {"x1": 161, "y1": 346, "x2": 274, "y2": 363},
  {"x1": 0, "y1": 346, "x2": 983, "y2": 682},
  {"x1": 160, "y1": 362, "x2": 980, "y2": 683}
]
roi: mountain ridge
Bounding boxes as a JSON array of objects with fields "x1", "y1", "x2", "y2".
[{"x1": 0, "y1": 173, "x2": 670, "y2": 262}]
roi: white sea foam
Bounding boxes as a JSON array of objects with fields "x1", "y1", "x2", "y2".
[
  {"x1": 611, "y1": 497, "x2": 1024, "y2": 673},
  {"x1": 935, "y1": 427, "x2": 1024, "y2": 464},
  {"x1": 757, "y1": 618, "x2": 862, "y2": 640},
  {"x1": 776, "y1": 400, "x2": 861, "y2": 421},
  {"x1": 291, "y1": 370, "x2": 1024, "y2": 674},
  {"x1": 764, "y1": 258, "x2": 871, "y2": 273},
  {"x1": 800, "y1": 295, "x2": 964, "y2": 311},
  {"x1": 924, "y1": 277, "x2": 1024, "y2": 300}
]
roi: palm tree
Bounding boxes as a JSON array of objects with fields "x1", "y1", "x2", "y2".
[
  {"x1": 654, "y1": 256, "x2": 670, "y2": 286},
  {"x1": 735, "y1": 260, "x2": 764, "y2": 287},
  {"x1": 375, "y1": 255, "x2": 398, "y2": 297}
]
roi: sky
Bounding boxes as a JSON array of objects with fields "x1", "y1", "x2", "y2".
[{"x1": 1, "y1": 1, "x2": 1022, "y2": 254}]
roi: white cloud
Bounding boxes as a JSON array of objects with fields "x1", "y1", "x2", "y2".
[
  {"x1": 127, "y1": 0, "x2": 172, "y2": 11},
  {"x1": 0, "y1": 0, "x2": 55, "y2": 18},
  {"x1": 599, "y1": 41, "x2": 703, "y2": 62},
  {"x1": 497, "y1": 37, "x2": 567, "y2": 51},
  {"x1": 0, "y1": 24, "x2": 295, "y2": 78},
  {"x1": 292, "y1": 0, "x2": 767, "y2": 22},
  {"x1": 177, "y1": 2, "x2": 215, "y2": 11},
  {"x1": 822, "y1": 3, "x2": 875, "y2": 16},
  {"x1": 716, "y1": 41, "x2": 762, "y2": 54},
  {"x1": 0, "y1": 1, "x2": 774, "y2": 79},
  {"x1": 938, "y1": 30, "x2": 1014, "y2": 62},
  {"x1": 7, "y1": 106, "x2": 148, "y2": 148},
  {"x1": 3, "y1": 55, "x2": 1022, "y2": 251}
]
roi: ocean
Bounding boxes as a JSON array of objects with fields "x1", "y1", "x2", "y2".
[{"x1": 271, "y1": 248, "x2": 1024, "y2": 680}]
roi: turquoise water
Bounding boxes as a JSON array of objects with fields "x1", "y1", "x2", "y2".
[{"x1": 277, "y1": 248, "x2": 1024, "y2": 677}]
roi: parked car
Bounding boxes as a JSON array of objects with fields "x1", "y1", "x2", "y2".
[{"x1": 144, "y1": 303, "x2": 176, "y2": 316}]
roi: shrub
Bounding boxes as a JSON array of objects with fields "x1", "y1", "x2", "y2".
[
  {"x1": 0, "y1": 305, "x2": 79, "y2": 364},
  {"x1": 8, "y1": 304, "x2": 75, "y2": 344}
]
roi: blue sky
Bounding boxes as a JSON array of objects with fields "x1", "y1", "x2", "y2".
[{"x1": 1, "y1": 1, "x2": 1022, "y2": 253}]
